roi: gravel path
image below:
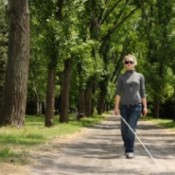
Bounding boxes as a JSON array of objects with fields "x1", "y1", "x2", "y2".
[{"x1": 28, "y1": 115, "x2": 175, "y2": 175}]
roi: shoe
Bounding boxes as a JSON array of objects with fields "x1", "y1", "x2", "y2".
[{"x1": 125, "y1": 152, "x2": 134, "y2": 159}]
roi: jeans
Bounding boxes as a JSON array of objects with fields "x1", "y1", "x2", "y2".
[{"x1": 120, "y1": 103, "x2": 142, "y2": 153}]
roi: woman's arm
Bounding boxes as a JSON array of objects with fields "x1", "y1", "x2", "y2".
[
  {"x1": 142, "y1": 97, "x2": 148, "y2": 116},
  {"x1": 114, "y1": 95, "x2": 121, "y2": 115},
  {"x1": 114, "y1": 75, "x2": 122, "y2": 116},
  {"x1": 140, "y1": 74, "x2": 148, "y2": 116}
]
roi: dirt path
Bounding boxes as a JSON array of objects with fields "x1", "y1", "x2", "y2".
[{"x1": 24, "y1": 115, "x2": 175, "y2": 174}]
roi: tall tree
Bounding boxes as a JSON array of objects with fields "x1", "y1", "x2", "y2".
[
  {"x1": 59, "y1": 0, "x2": 92, "y2": 122},
  {"x1": 59, "y1": 58, "x2": 72, "y2": 122},
  {"x1": 44, "y1": 0, "x2": 63, "y2": 127},
  {"x1": 139, "y1": 0, "x2": 175, "y2": 118},
  {"x1": 0, "y1": 0, "x2": 30, "y2": 127},
  {"x1": 0, "y1": 0, "x2": 8, "y2": 107}
]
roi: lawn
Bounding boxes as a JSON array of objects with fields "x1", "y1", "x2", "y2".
[
  {"x1": 0, "y1": 114, "x2": 104, "y2": 164},
  {"x1": 141, "y1": 116, "x2": 175, "y2": 129}
]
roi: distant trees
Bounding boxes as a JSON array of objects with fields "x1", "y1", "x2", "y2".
[{"x1": 138, "y1": 0, "x2": 175, "y2": 118}]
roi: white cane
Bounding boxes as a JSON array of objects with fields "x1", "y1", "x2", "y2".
[{"x1": 116, "y1": 114, "x2": 155, "y2": 161}]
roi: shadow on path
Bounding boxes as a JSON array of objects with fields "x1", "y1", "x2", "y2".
[{"x1": 29, "y1": 116, "x2": 175, "y2": 175}]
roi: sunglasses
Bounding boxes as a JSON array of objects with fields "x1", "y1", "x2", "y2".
[{"x1": 124, "y1": 61, "x2": 134, "y2": 65}]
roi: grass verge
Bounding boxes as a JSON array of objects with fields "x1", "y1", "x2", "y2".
[
  {"x1": 0, "y1": 114, "x2": 105, "y2": 164},
  {"x1": 141, "y1": 116, "x2": 175, "y2": 129}
]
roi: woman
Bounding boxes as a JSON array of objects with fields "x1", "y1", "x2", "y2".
[{"x1": 114, "y1": 54, "x2": 147, "y2": 159}]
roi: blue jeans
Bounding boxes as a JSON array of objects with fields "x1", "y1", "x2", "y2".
[{"x1": 120, "y1": 104, "x2": 142, "y2": 153}]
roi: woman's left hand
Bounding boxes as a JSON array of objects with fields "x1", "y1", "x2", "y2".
[{"x1": 142, "y1": 107, "x2": 148, "y2": 116}]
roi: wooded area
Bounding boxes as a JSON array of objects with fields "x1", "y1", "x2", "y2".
[{"x1": 0, "y1": 0, "x2": 175, "y2": 127}]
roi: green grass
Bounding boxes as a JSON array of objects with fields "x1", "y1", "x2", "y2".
[
  {"x1": 152, "y1": 119, "x2": 175, "y2": 129},
  {"x1": 141, "y1": 116, "x2": 175, "y2": 129},
  {"x1": 0, "y1": 114, "x2": 105, "y2": 164}
]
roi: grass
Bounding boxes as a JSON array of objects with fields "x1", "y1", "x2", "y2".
[
  {"x1": 0, "y1": 114, "x2": 105, "y2": 164},
  {"x1": 152, "y1": 119, "x2": 175, "y2": 129},
  {"x1": 1, "y1": 113, "x2": 174, "y2": 165},
  {"x1": 141, "y1": 116, "x2": 175, "y2": 129}
]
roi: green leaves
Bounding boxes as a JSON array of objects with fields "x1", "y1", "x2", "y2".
[{"x1": 27, "y1": 0, "x2": 175, "y2": 118}]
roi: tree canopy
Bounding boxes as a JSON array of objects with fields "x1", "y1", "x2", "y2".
[{"x1": 0, "y1": 0, "x2": 175, "y2": 127}]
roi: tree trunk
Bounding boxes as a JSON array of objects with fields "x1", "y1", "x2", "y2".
[
  {"x1": 36, "y1": 97, "x2": 43, "y2": 115},
  {"x1": 36, "y1": 100, "x2": 42, "y2": 115},
  {"x1": 59, "y1": 59, "x2": 72, "y2": 123},
  {"x1": 153, "y1": 98, "x2": 160, "y2": 118},
  {"x1": 77, "y1": 88, "x2": 85, "y2": 120},
  {"x1": 173, "y1": 86, "x2": 175, "y2": 122},
  {"x1": 85, "y1": 87, "x2": 92, "y2": 117},
  {"x1": 45, "y1": 69, "x2": 56, "y2": 127},
  {"x1": 77, "y1": 62, "x2": 85, "y2": 120},
  {"x1": 85, "y1": 77, "x2": 93, "y2": 117},
  {"x1": 33, "y1": 87, "x2": 42, "y2": 115},
  {"x1": 0, "y1": 1, "x2": 8, "y2": 109},
  {"x1": 0, "y1": 0, "x2": 30, "y2": 127},
  {"x1": 97, "y1": 75, "x2": 108, "y2": 115},
  {"x1": 98, "y1": 93, "x2": 106, "y2": 115},
  {"x1": 44, "y1": 0, "x2": 64, "y2": 126}
]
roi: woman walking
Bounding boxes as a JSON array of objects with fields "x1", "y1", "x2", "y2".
[{"x1": 114, "y1": 54, "x2": 147, "y2": 159}]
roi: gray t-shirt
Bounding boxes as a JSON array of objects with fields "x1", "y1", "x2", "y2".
[{"x1": 116, "y1": 70, "x2": 146, "y2": 105}]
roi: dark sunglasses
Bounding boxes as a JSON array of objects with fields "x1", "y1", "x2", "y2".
[{"x1": 124, "y1": 61, "x2": 134, "y2": 65}]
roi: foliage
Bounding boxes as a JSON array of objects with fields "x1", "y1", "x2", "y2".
[
  {"x1": 0, "y1": 0, "x2": 175, "y2": 123},
  {"x1": 28, "y1": 0, "x2": 175, "y2": 119},
  {"x1": 135, "y1": 0, "x2": 175, "y2": 117}
]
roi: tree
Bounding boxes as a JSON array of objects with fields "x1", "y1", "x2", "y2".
[
  {"x1": 138, "y1": 0, "x2": 175, "y2": 118},
  {"x1": 59, "y1": 58, "x2": 72, "y2": 122},
  {"x1": 44, "y1": 0, "x2": 65, "y2": 126},
  {"x1": 0, "y1": 0, "x2": 8, "y2": 108},
  {"x1": 0, "y1": 0, "x2": 30, "y2": 127},
  {"x1": 26, "y1": 0, "x2": 175, "y2": 122}
]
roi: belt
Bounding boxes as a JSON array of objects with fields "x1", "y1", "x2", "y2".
[{"x1": 123, "y1": 103, "x2": 141, "y2": 107}]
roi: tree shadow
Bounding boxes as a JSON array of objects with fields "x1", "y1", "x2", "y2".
[{"x1": 30, "y1": 116, "x2": 175, "y2": 175}]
